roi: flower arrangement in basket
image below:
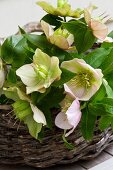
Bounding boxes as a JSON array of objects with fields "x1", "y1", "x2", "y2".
[{"x1": 0, "y1": 0, "x2": 113, "y2": 152}]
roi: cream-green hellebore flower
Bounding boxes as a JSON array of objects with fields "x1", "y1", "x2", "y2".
[
  {"x1": 37, "y1": 0, "x2": 83, "y2": 18},
  {"x1": 84, "y1": 4, "x2": 108, "y2": 40},
  {"x1": 61, "y1": 58, "x2": 103, "y2": 101},
  {"x1": 4, "y1": 86, "x2": 47, "y2": 126},
  {"x1": 16, "y1": 48, "x2": 61, "y2": 94},
  {"x1": 41, "y1": 20, "x2": 74, "y2": 50},
  {"x1": 0, "y1": 58, "x2": 5, "y2": 89},
  {"x1": 55, "y1": 95, "x2": 82, "y2": 137}
]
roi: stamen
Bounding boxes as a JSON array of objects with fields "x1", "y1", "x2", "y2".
[
  {"x1": 35, "y1": 64, "x2": 48, "y2": 79},
  {"x1": 69, "y1": 73, "x2": 92, "y2": 89}
]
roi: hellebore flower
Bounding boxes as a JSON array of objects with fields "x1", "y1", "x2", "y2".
[
  {"x1": 16, "y1": 48, "x2": 61, "y2": 94},
  {"x1": 37, "y1": 0, "x2": 83, "y2": 18},
  {"x1": 84, "y1": 5, "x2": 108, "y2": 40},
  {"x1": 41, "y1": 20, "x2": 74, "y2": 50},
  {"x1": 4, "y1": 86, "x2": 47, "y2": 126},
  {"x1": 61, "y1": 58, "x2": 103, "y2": 101},
  {"x1": 0, "y1": 58, "x2": 5, "y2": 89},
  {"x1": 55, "y1": 95, "x2": 82, "y2": 137}
]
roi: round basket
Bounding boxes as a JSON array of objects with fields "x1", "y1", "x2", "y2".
[{"x1": 0, "y1": 22, "x2": 113, "y2": 168}]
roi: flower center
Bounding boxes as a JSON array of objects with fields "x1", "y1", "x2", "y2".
[
  {"x1": 70, "y1": 73, "x2": 92, "y2": 89},
  {"x1": 35, "y1": 65, "x2": 48, "y2": 79},
  {"x1": 54, "y1": 28, "x2": 70, "y2": 38}
]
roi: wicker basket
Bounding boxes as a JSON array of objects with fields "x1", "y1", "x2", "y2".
[{"x1": 0, "y1": 22, "x2": 113, "y2": 168}]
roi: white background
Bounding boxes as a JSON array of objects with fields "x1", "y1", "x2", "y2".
[{"x1": 0, "y1": 0, "x2": 113, "y2": 37}]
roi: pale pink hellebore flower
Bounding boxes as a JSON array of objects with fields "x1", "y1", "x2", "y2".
[
  {"x1": 55, "y1": 95, "x2": 82, "y2": 137},
  {"x1": 61, "y1": 58, "x2": 103, "y2": 101},
  {"x1": 84, "y1": 5, "x2": 108, "y2": 40},
  {"x1": 41, "y1": 20, "x2": 74, "y2": 50}
]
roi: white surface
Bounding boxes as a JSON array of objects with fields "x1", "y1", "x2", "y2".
[
  {"x1": 89, "y1": 157, "x2": 113, "y2": 170},
  {"x1": 0, "y1": 0, "x2": 113, "y2": 37}
]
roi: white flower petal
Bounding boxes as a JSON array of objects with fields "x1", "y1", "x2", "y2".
[
  {"x1": 67, "y1": 34, "x2": 74, "y2": 46},
  {"x1": 91, "y1": 20, "x2": 108, "y2": 40},
  {"x1": 49, "y1": 35, "x2": 69, "y2": 50},
  {"x1": 41, "y1": 20, "x2": 54, "y2": 38},
  {"x1": 55, "y1": 111, "x2": 72, "y2": 130},
  {"x1": 66, "y1": 84, "x2": 86, "y2": 100},
  {"x1": 61, "y1": 58, "x2": 87, "y2": 73},
  {"x1": 16, "y1": 64, "x2": 38, "y2": 87},
  {"x1": 0, "y1": 59, "x2": 5, "y2": 88},
  {"x1": 26, "y1": 84, "x2": 45, "y2": 94},
  {"x1": 104, "y1": 37, "x2": 113, "y2": 43},
  {"x1": 0, "y1": 69, "x2": 5, "y2": 88},
  {"x1": 64, "y1": 99, "x2": 81, "y2": 137},
  {"x1": 33, "y1": 48, "x2": 51, "y2": 70},
  {"x1": 66, "y1": 99, "x2": 82, "y2": 128},
  {"x1": 64, "y1": 84, "x2": 76, "y2": 98},
  {"x1": 47, "y1": 56, "x2": 62, "y2": 84},
  {"x1": 30, "y1": 104, "x2": 47, "y2": 126},
  {"x1": 84, "y1": 9, "x2": 91, "y2": 25}
]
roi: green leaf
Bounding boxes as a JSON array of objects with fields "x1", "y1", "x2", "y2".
[
  {"x1": 106, "y1": 72, "x2": 113, "y2": 90},
  {"x1": 31, "y1": 88, "x2": 51, "y2": 104},
  {"x1": 111, "y1": 119, "x2": 113, "y2": 130},
  {"x1": 18, "y1": 26, "x2": 26, "y2": 34},
  {"x1": 1, "y1": 35, "x2": 33, "y2": 67},
  {"x1": 101, "y1": 42, "x2": 113, "y2": 49},
  {"x1": 99, "y1": 116, "x2": 111, "y2": 130},
  {"x1": 7, "y1": 67, "x2": 17, "y2": 83},
  {"x1": 39, "y1": 87, "x2": 65, "y2": 108},
  {"x1": 53, "y1": 68, "x2": 76, "y2": 87},
  {"x1": 24, "y1": 34, "x2": 51, "y2": 50},
  {"x1": 89, "y1": 98, "x2": 113, "y2": 116},
  {"x1": 41, "y1": 14, "x2": 62, "y2": 27},
  {"x1": 24, "y1": 114, "x2": 42, "y2": 139},
  {"x1": 63, "y1": 20, "x2": 95, "y2": 53},
  {"x1": 108, "y1": 30, "x2": 113, "y2": 38},
  {"x1": 103, "y1": 79, "x2": 113, "y2": 98},
  {"x1": 88, "y1": 103, "x2": 107, "y2": 116},
  {"x1": 91, "y1": 84, "x2": 106, "y2": 102},
  {"x1": 24, "y1": 33, "x2": 72, "y2": 62},
  {"x1": 41, "y1": 106, "x2": 53, "y2": 129},
  {"x1": 81, "y1": 107, "x2": 96, "y2": 140},
  {"x1": 84, "y1": 48, "x2": 110, "y2": 68},
  {"x1": 100, "y1": 48, "x2": 113, "y2": 75}
]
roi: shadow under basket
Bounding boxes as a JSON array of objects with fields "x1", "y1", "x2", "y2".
[{"x1": 0, "y1": 22, "x2": 113, "y2": 168}]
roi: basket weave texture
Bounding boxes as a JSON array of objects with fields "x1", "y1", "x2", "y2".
[{"x1": 0, "y1": 23, "x2": 113, "y2": 168}]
